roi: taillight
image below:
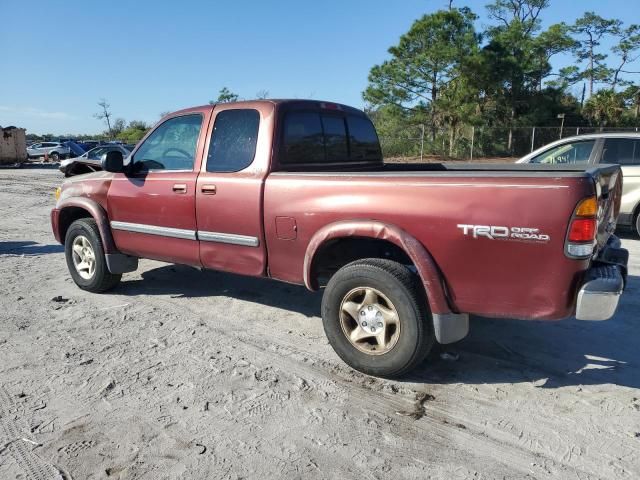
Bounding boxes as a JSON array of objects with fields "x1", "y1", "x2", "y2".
[
  {"x1": 566, "y1": 196, "x2": 597, "y2": 258},
  {"x1": 568, "y1": 218, "x2": 596, "y2": 242}
]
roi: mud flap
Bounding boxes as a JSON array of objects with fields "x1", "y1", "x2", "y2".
[
  {"x1": 433, "y1": 313, "x2": 469, "y2": 344},
  {"x1": 105, "y1": 253, "x2": 138, "y2": 274}
]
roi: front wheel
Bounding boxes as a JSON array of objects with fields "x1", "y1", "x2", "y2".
[
  {"x1": 321, "y1": 259, "x2": 434, "y2": 378},
  {"x1": 635, "y1": 212, "x2": 640, "y2": 238},
  {"x1": 65, "y1": 218, "x2": 121, "y2": 292},
  {"x1": 49, "y1": 152, "x2": 59, "y2": 161}
]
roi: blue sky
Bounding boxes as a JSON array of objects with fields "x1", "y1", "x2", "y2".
[{"x1": 1, "y1": 0, "x2": 638, "y2": 135}]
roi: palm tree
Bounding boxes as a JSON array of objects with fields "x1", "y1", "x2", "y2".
[{"x1": 583, "y1": 89, "x2": 625, "y2": 129}]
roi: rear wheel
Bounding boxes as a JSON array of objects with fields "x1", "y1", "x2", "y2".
[
  {"x1": 65, "y1": 218, "x2": 121, "y2": 292},
  {"x1": 49, "y1": 152, "x2": 59, "y2": 161},
  {"x1": 635, "y1": 212, "x2": 640, "y2": 238},
  {"x1": 321, "y1": 258, "x2": 434, "y2": 378}
]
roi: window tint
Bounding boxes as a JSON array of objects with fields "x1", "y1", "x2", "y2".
[
  {"x1": 133, "y1": 114, "x2": 202, "y2": 172},
  {"x1": 347, "y1": 115, "x2": 382, "y2": 161},
  {"x1": 206, "y1": 109, "x2": 260, "y2": 172},
  {"x1": 321, "y1": 115, "x2": 348, "y2": 161},
  {"x1": 282, "y1": 112, "x2": 325, "y2": 164},
  {"x1": 602, "y1": 138, "x2": 640, "y2": 166},
  {"x1": 529, "y1": 140, "x2": 595, "y2": 164}
]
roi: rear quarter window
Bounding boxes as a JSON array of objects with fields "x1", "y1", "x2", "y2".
[{"x1": 206, "y1": 109, "x2": 260, "y2": 172}]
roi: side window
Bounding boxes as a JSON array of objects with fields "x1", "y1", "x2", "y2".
[
  {"x1": 206, "y1": 109, "x2": 260, "y2": 172},
  {"x1": 87, "y1": 147, "x2": 106, "y2": 160},
  {"x1": 132, "y1": 114, "x2": 202, "y2": 172},
  {"x1": 321, "y1": 115, "x2": 348, "y2": 162},
  {"x1": 602, "y1": 138, "x2": 640, "y2": 166},
  {"x1": 347, "y1": 115, "x2": 382, "y2": 161},
  {"x1": 529, "y1": 140, "x2": 596, "y2": 164},
  {"x1": 282, "y1": 112, "x2": 325, "y2": 164}
]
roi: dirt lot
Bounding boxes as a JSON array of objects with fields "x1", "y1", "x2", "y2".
[{"x1": 0, "y1": 168, "x2": 639, "y2": 480}]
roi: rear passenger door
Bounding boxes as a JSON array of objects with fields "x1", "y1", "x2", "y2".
[{"x1": 195, "y1": 103, "x2": 272, "y2": 277}]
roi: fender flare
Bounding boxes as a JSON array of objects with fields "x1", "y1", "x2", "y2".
[
  {"x1": 303, "y1": 220, "x2": 451, "y2": 315},
  {"x1": 56, "y1": 197, "x2": 117, "y2": 254}
]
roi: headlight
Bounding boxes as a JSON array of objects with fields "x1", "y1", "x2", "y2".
[{"x1": 55, "y1": 187, "x2": 61, "y2": 200}]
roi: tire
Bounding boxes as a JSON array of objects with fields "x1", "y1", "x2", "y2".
[
  {"x1": 49, "y1": 152, "x2": 59, "y2": 161},
  {"x1": 635, "y1": 212, "x2": 640, "y2": 238},
  {"x1": 321, "y1": 258, "x2": 434, "y2": 378},
  {"x1": 64, "y1": 218, "x2": 121, "y2": 292}
]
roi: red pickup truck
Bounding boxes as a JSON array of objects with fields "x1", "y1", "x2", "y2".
[{"x1": 51, "y1": 100, "x2": 628, "y2": 377}]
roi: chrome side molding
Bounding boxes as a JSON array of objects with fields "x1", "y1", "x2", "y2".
[
  {"x1": 109, "y1": 221, "x2": 260, "y2": 247},
  {"x1": 198, "y1": 231, "x2": 260, "y2": 247},
  {"x1": 110, "y1": 221, "x2": 197, "y2": 240}
]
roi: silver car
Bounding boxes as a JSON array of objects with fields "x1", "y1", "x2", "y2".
[
  {"x1": 26, "y1": 142, "x2": 70, "y2": 161},
  {"x1": 517, "y1": 133, "x2": 640, "y2": 236},
  {"x1": 59, "y1": 144, "x2": 131, "y2": 177}
]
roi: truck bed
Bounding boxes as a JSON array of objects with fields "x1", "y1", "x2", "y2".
[{"x1": 264, "y1": 162, "x2": 622, "y2": 320}]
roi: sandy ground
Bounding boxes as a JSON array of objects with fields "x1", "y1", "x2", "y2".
[{"x1": 0, "y1": 168, "x2": 639, "y2": 480}]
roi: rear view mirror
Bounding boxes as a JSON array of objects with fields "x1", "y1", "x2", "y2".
[{"x1": 101, "y1": 151, "x2": 124, "y2": 173}]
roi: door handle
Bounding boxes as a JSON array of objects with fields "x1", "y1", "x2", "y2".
[
  {"x1": 172, "y1": 183, "x2": 187, "y2": 194},
  {"x1": 201, "y1": 184, "x2": 217, "y2": 195}
]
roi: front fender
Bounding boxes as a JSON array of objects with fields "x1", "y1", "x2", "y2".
[
  {"x1": 303, "y1": 220, "x2": 451, "y2": 315},
  {"x1": 54, "y1": 197, "x2": 117, "y2": 254}
]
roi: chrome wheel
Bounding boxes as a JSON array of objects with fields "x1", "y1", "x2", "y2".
[
  {"x1": 339, "y1": 287, "x2": 401, "y2": 355},
  {"x1": 71, "y1": 235, "x2": 96, "y2": 280}
]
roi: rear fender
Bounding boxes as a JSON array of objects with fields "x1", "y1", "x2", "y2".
[{"x1": 303, "y1": 220, "x2": 451, "y2": 315}]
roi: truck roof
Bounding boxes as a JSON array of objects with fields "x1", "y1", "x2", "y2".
[{"x1": 168, "y1": 99, "x2": 366, "y2": 117}]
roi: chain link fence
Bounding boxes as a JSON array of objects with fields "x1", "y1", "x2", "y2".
[{"x1": 379, "y1": 125, "x2": 640, "y2": 162}]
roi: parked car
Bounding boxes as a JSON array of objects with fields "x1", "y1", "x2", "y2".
[
  {"x1": 59, "y1": 144, "x2": 131, "y2": 177},
  {"x1": 27, "y1": 142, "x2": 70, "y2": 160},
  {"x1": 51, "y1": 100, "x2": 628, "y2": 378},
  {"x1": 517, "y1": 133, "x2": 640, "y2": 236}
]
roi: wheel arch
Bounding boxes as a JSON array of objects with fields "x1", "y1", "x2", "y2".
[
  {"x1": 303, "y1": 220, "x2": 452, "y2": 315},
  {"x1": 56, "y1": 198, "x2": 117, "y2": 254}
]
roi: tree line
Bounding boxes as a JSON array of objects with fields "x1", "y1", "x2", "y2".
[{"x1": 364, "y1": 0, "x2": 640, "y2": 158}]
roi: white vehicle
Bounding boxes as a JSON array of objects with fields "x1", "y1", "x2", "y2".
[
  {"x1": 518, "y1": 133, "x2": 640, "y2": 236},
  {"x1": 26, "y1": 142, "x2": 70, "y2": 161}
]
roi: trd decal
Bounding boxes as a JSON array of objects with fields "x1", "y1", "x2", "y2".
[{"x1": 457, "y1": 224, "x2": 550, "y2": 242}]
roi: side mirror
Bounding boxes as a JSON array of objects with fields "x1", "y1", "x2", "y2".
[{"x1": 101, "y1": 151, "x2": 124, "y2": 173}]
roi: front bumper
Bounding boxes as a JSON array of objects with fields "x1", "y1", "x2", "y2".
[{"x1": 575, "y1": 238, "x2": 628, "y2": 321}]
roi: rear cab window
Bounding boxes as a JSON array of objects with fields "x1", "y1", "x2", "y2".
[{"x1": 279, "y1": 106, "x2": 382, "y2": 169}]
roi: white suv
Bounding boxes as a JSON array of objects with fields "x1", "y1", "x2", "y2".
[
  {"x1": 26, "y1": 142, "x2": 70, "y2": 161},
  {"x1": 518, "y1": 133, "x2": 640, "y2": 236}
]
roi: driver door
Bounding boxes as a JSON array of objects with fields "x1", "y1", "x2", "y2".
[{"x1": 107, "y1": 111, "x2": 210, "y2": 266}]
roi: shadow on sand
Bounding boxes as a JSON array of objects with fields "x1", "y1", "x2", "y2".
[
  {"x1": 117, "y1": 263, "x2": 640, "y2": 390},
  {"x1": 0, "y1": 240, "x2": 64, "y2": 256}
]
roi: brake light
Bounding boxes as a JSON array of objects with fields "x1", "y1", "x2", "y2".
[
  {"x1": 566, "y1": 195, "x2": 597, "y2": 258},
  {"x1": 320, "y1": 102, "x2": 342, "y2": 110},
  {"x1": 568, "y1": 218, "x2": 596, "y2": 242}
]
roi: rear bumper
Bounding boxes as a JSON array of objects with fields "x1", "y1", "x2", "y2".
[{"x1": 575, "y1": 238, "x2": 628, "y2": 321}]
